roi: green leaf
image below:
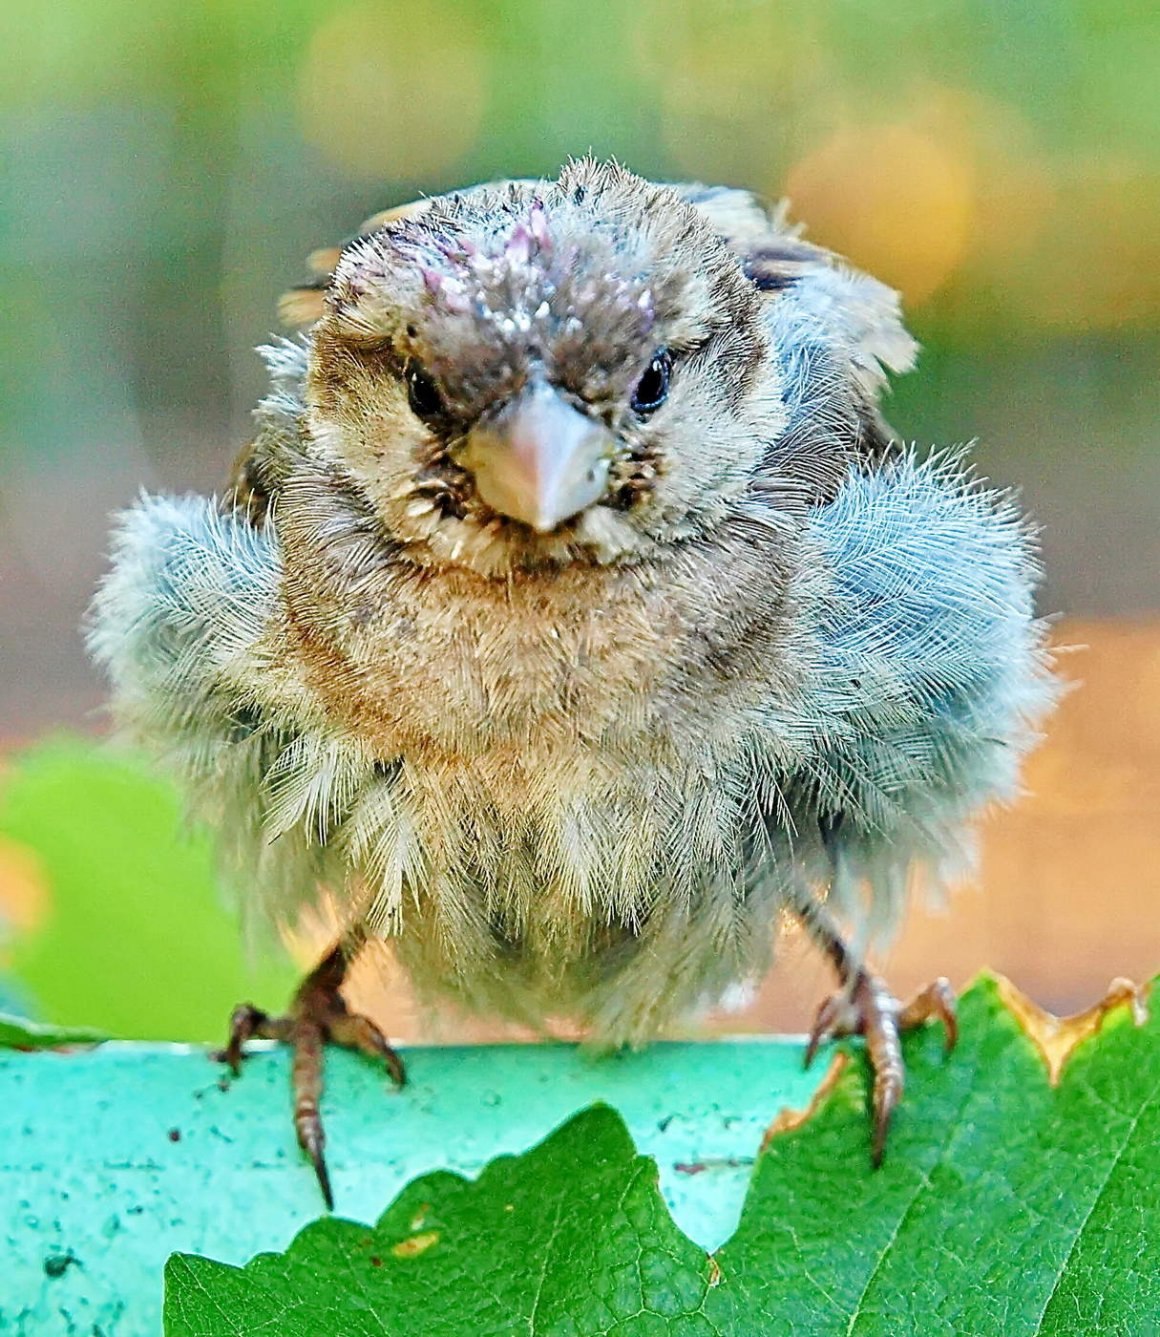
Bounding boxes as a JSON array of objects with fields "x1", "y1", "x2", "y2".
[
  {"x1": 164, "y1": 974, "x2": 1160, "y2": 1336},
  {"x1": 0, "y1": 1010, "x2": 106, "y2": 1049},
  {"x1": 166, "y1": 1102, "x2": 714, "y2": 1337},
  {"x1": 0, "y1": 738, "x2": 296, "y2": 1041}
]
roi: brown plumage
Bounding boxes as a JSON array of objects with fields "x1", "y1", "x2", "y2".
[{"x1": 89, "y1": 159, "x2": 1055, "y2": 1206}]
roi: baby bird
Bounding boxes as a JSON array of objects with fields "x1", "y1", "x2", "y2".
[{"x1": 89, "y1": 159, "x2": 1055, "y2": 1206}]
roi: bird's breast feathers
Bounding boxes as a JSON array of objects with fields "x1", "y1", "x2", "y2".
[
  {"x1": 89, "y1": 454, "x2": 1053, "y2": 1035},
  {"x1": 273, "y1": 521, "x2": 800, "y2": 766}
]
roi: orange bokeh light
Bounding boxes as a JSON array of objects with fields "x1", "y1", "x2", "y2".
[{"x1": 785, "y1": 122, "x2": 975, "y2": 307}]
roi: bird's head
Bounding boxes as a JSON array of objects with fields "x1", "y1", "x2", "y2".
[{"x1": 300, "y1": 161, "x2": 789, "y2": 574}]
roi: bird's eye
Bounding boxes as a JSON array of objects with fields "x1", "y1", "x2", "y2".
[
  {"x1": 630, "y1": 349, "x2": 672, "y2": 416},
  {"x1": 405, "y1": 359, "x2": 445, "y2": 423}
]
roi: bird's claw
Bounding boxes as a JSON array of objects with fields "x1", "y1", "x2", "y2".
[
  {"x1": 214, "y1": 947, "x2": 405, "y2": 1210},
  {"x1": 805, "y1": 971, "x2": 957, "y2": 1166},
  {"x1": 212, "y1": 1003, "x2": 285, "y2": 1076}
]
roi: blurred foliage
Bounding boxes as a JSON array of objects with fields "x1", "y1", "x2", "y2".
[
  {"x1": 0, "y1": 739, "x2": 295, "y2": 1040},
  {"x1": 3, "y1": 0, "x2": 1159, "y2": 469},
  {"x1": 0, "y1": 1011, "x2": 106, "y2": 1049},
  {"x1": 4, "y1": 0, "x2": 1159, "y2": 336}
]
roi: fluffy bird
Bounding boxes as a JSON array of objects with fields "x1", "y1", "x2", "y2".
[{"x1": 89, "y1": 160, "x2": 1055, "y2": 1206}]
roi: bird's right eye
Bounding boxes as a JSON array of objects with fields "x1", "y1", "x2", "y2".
[{"x1": 405, "y1": 359, "x2": 445, "y2": 423}]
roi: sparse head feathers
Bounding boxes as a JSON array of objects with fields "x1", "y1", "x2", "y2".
[
  {"x1": 325, "y1": 169, "x2": 741, "y2": 356},
  {"x1": 280, "y1": 161, "x2": 926, "y2": 577}
]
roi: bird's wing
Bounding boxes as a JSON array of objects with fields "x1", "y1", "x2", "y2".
[
  {"x1": 671, "y1": 182, "x2": 917, "y2": 482},
  {"x1": 765, "y1": 449, "x2": 1055, "y2": 935},
  {"x1": 277, "y1": 196, "x2": 446, "y2": 327},
  {"x1": 226, "y1": 334, "x2": 313, "y2": 516},
  {"x1": 671, "y1": 183, "x2": 916, "y2": 398},
  {"x1": 674, "y1": 188, "x2": 1054, "y2": 936}
]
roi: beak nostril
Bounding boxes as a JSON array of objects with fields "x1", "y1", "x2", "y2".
[{"x1": 463, "y1": 383, "x2": 616, "y2": 532}]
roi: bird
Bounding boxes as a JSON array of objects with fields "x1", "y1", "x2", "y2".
[{"x1": 88, "y1": 158, "x2": 1057, "y2": 1208}]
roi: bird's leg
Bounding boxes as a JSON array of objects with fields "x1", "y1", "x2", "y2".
[
  {"x1": 215, "y1": 939, "x2": 405, "y2": 1209},
  {"x1": 790, "y1": 891, "x2": 957, "y2": 1165}
]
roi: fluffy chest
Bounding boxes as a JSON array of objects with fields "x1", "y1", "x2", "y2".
[
  {"x1": 275, "y1": 543, "x2": 797, "y2": 776},
  {"x1": 255, "y1": 555, "x2": 788, "y2": 984}
]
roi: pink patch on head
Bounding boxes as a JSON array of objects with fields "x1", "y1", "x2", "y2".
[
  {"x1": 421, "y1": 266, "x2": 470, "y2": 313},
  {"x1": 505, "y1": 222, "x2": 533, "y2": 267},
  {"x1": 432, "y1": 232, "x2": 476, "y2": 265},
  {"x1": 504, "y1": 203, "x2": 553, "y2": 268},
  {"x1": 637, "y1": 288, "x2": 656, "y2": 333},
  {"x1": 529, "y1": 200, "x2": 552, "y2": 251}
]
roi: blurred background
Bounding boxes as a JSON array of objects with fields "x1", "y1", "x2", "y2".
[{"x1": 0, "y1": 0, "x2": 1157, "y2": 1040}]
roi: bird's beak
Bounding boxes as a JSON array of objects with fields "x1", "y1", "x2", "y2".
[{"x1": 459, "y1": 382, "x2": 615, "y2": 533}]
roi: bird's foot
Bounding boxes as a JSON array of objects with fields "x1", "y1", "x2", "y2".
[
  {"x1": 214, "y1": 944, "x2": 405, "y2": 1209},
  {"x1": 804, "y1": 970, "x2": 956, "y2": 1165}
]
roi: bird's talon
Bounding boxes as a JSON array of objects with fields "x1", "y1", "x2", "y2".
[
  {"x1": 805, "y1": 968, "x2": 957, "y2": 1166},
  {"x1": 871, "y1": 1098, "x2": 893, "y2": 1167},
  {"x1": 299, "y1": 1120, "x2": 334, "y2": 1212},
  {"x1": 804, "y1": 993, "x2": 844, "y2": 1068},
  {"x1": 897, "y1": 976, "x2": 959, "y2": 1054},
  {"x1": 212, "y1": 1002, "x2": 273, "y2": 1075},
  {"x1": 216, "y1": 945, "x2": 403, "y2": 1210}
]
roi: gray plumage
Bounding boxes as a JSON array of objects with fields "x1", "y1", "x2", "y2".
[{"x1": 89, "y1": 160, "x2": 1056, "y2": 1049}]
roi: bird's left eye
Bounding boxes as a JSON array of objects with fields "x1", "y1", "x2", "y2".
[
  {"x1": 405, "y1": 359, "x2": 446, "y2": 423},
  {"x1": 630, "y1": 349, "x2": 672, "y2": 416}
]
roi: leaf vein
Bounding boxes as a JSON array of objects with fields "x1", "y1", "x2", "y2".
[{"x1": 1030, "y1": 1065, "x2": 1160, "y2": 1334}]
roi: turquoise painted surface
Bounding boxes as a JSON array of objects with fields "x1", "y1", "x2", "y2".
[{"x1": 1, "y1": 1037, "x2": 821, "y2": 1336}]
